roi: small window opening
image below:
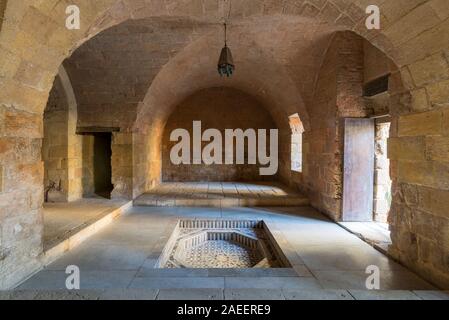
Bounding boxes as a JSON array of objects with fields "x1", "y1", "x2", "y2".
[{"x1": 289, "y1": 113, "x2": 304, "y2": 173}]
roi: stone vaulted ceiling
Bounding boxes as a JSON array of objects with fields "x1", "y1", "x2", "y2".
[
  {"x1": 63, "y1": 15, "x2": 339, "y2": 131},
  {"x1": 63, "y1": 17, "x2": 209, "y2": 129}
]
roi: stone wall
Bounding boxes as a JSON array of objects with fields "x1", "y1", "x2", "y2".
[
  {"x1": 42, "y1": 72, "x2": 82, "y2": 202},
  {"x1": 111, "y1": 132, "x2": 133, "y2": 199},
  {"x1": 389, "y1": 103, "x2": 449, "y2": 287},
  {"x1": 162, "y1": 87, "x2": 278, "y2": 182},
  {"x1": 305, "y1": 32, "x2": 366, "y2": 219},
  {"x1": 81, "y1": 135, "x2": 95, "y2": 197},
  {"x1": 0, "y1": 0, "x2": 6, "y2": 33},
  {"x1": 42, "y1": 76, "x2": 70, "y2": 201},
  {"x1": 132, "y1": 131, "x2": 151, "y2": 197},
  {"x1": 0, "y1": 105, "x2": 43, "y2": 289},
  {"x1": 364, "y1": 40, "x2": 391, "y2": 85},
  {"x1": 305, "y1": 33, "x2": 396, "y2": 221}
]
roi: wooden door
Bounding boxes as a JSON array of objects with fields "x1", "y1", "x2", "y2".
[{"x1": 342, "y1": 118, "x2": 375, "y2": 222}]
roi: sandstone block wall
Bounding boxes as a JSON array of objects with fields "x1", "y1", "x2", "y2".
[
  {"x1": 43, "y1": 76, "x2": 70, "y2": 201},
  {"x1": 111, "y1": 132, "x2": 133, "y2": 199},
  {"x1": 162, "y1": 87, "x2": 278, "y2": 182},
  {"x1": 389, "y1": 109, "x2": 449, "y2": 287},
  {"x1": 132, "y1": 131, "x2": 150, "y2": 197},
  {"x1": 42, "y1": 69, "x2": 84, "y2": 202},
  {"x1": 81, "y1": 135, "x2": 95, "y2": 197},
  {"x1": 42, "y1": 75, "x2": 83, "y2": 202},
  {"x1": 0, "y1": 106, "x2": 44, "y2": 289}
]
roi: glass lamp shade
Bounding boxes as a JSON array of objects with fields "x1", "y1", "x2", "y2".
[{"x1": 218, "y1": 45, "x2": 235, "y2": 77}]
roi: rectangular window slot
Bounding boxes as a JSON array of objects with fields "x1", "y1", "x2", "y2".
[{"x1": 363, "y1": 74, "x2": 390, "y2": 97}]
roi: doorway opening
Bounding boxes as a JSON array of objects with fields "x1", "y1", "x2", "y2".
[
  {"x1": 373, "y1": 119, "x2": 392, "y2": 223},
  {"x1": 342, "y1": 117, "x2": 392, "y2": 223},
  {"x1": 81, "y1": 132, "x2": 113, "y2": 199},
  {"x1": 342, "y1": 117, "x2": 392, "y2": 224},
  {"x1": 341, "y1": 117, "x2": 392, "y2": 248},
  {"x1": 92, "y1": 133, "x2": 113, "y2": 199}
]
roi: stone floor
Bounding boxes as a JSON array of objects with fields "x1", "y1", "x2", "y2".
[
  {"x1": 44, "y1": 198, "x2": 129, "y2": 250},
  {"x1": 134, "y1": 182, "x2": 309, "y2": 207},
  {"x1": 9, "y1": 205, "x2": 449, "y2": 300},
  {"x1": 339, "y1": 222, "x2": 391, "y2": 254}
]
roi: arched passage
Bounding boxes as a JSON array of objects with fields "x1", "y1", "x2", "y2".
[
  {"x1": 161, "y1": 87, "x2": 279, "y2": 182},
  {"x1": 42, "y1": 66, "x2": 82, "y2": 202},
  {"x1": 130, "y1": 22, "x2": 311, "y2": 190}
]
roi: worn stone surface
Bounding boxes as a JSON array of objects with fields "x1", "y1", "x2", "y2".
[{"x1": 15, "y1": 206, "x2": 436, "y2": 293}]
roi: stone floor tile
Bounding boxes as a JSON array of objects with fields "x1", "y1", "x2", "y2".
[
  {"x1": 224, "y1": 289, "x2": 285, "y2": 300},
  {"x1": 157, "y1": 289, "x2": 223, "y2": 300},
  {"x1": 17, "y1": 271, "x2": 68, "y2": 290},
  {"x1": 413, "y1": 290, "x2": 449, "y2": 300},
  {"x1": 207, "y1": 268, "x2": 298, "y2": 277},
  {"x1": 137, "y1": 268, "x2": 209, "y2": 278},
  {"x1": 100, "y1": 289, "x2": 158, "y2": 300},
  {"x1": 349, "y1": 290, "x2": 420, "y2": 300},
  {"x1": 282, "y1": 289, "x2": 353, "y2": 300},
  {"x1": 296, "y1": 244, "x2": 402, "y2": 272},
  {"x1": 314, "y1": 270, "x2": 435, "y2": 290},
  {"x1": 224, "y1": 277, "x2": 322, "y2": 290},
  {"x1": 0, "y1": 290, "x2": 38, "y2": 300},
  {"x1": 129, "y1": 277, "x2": 225, "y2": 289},
  {"x1": 33, "y1": 290, "x2": 104, "y2": 300},
  {"x1": 46, "y1": 244, "x2": 151, "y2": 271}
]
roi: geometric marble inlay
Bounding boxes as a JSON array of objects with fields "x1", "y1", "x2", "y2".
[{"x1": 156, "y1": 220, "x2": 291, "y2": 268}]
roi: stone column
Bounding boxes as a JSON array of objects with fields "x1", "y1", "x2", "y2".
[
  {"x1": 111, "y1": 132, "x2": 133, "y2": 200},
  {"x1": 0, "y1": 106, "x2": 44, "y2": 289}
]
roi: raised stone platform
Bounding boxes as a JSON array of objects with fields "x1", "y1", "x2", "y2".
[
  {"x1": 43, "y1": 199, "x2": 132, "y2": 266},
  {"x1": 134, "y1": 182, "x2": 309, "y2": 207}
]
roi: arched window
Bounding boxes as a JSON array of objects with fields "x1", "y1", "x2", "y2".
[{"x1": 289, "y1": 113, "x2": 304, "y2": 172}]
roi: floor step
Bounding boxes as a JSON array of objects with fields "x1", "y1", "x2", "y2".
[
  {"x1": 134, "y1": 196, "x2": 309, "y2": 207},
  {"x1": 133, "y1": 182, "x2": 309, "y2": 207}
]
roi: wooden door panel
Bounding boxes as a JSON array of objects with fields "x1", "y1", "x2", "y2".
[{"x1": 342, "y1": 118, "x2": 375, "y2": 222}]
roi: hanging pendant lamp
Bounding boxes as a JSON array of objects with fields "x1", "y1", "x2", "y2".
[{"x1": 218, "y1": 23, "x2": 235, "y2": 77}]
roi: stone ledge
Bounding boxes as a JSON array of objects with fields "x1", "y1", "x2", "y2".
[{"x1": 42, "y1": 201, "x2": 133, "y2": 267}]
